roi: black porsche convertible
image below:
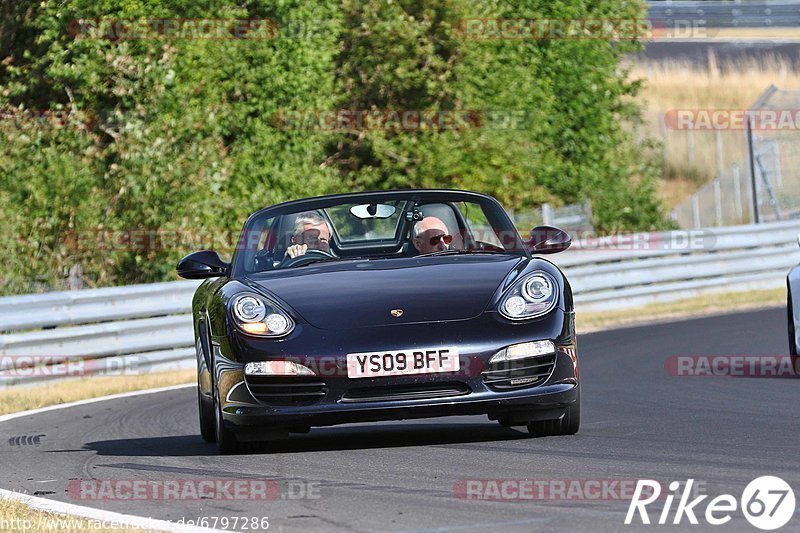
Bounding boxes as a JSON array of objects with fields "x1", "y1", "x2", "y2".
[{"x1": 177, "y1": 189, "x2": 580, "y2": 453}]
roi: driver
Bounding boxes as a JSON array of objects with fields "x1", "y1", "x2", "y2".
[
  {"x1": 412, "y1": 216, "x2": 453, "y2": 254},
  {"x1": 285, "y1": 212, "x2": 332, "y2": 259}
]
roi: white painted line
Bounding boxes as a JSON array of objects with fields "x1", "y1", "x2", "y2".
[
  {"x1": 0, "y1": 383, "x2": 193, "y2": 424},
  {"x1": 0, "y1": 383, "x2": 222, "y2": 532},
  {"x1": 0, "y1": 488, "x2": 228, "y2": 533}
]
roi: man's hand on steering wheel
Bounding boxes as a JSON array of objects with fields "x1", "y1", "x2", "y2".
[
  {"x1": 285, "y1": 244, "x2": 308, "y2": 258},
  {"x1": 281, "y1": 247, "x2": 336, "y2": 267}
]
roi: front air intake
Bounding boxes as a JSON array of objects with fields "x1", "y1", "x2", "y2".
[
  {"x1": 245, "y1": 375, "x2": 327, "y2": 405},
  {"x1": 481, "y1": 353, "x2": 556, "y2": 390}
]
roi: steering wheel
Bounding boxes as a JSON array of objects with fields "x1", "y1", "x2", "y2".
[{"x1": 281, "y1": 248, "x2": 336, "y2": 268}]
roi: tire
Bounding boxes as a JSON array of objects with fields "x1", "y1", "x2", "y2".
[
  {"x1": 789, "y1": 295, "x2": 797, "y2": 357},
  {"x1": 198, "y1": 382, "x2": 215, "y2": 443},
  {"x1": 214, "y1": 385, "x2": 242, "y2": 454},
  {"x1": 527, "y1": 388, "x2": 580, "y2": 437}
]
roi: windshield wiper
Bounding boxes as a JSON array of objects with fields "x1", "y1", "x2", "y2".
[{"x1": 418, "y1": 248, "x2": 505, "y2": 257}]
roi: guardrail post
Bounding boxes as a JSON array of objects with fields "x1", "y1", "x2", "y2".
[
  {"x1": 67, "y1": 264, "x2": 84, "y2": 291},
  {"x1": 747, "y1": 115, "x2": 760, "y2": 223},
  {"x1": 733, "y1": 164, "x2": 743, "y2": 223},
  {"x1": 542, "y1": 203, "x2": 553, "y2": 226}
]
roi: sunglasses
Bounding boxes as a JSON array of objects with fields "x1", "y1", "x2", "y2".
[
  {"x1": 299, "y1": 229, "x2": 329, "y2": 244},
  {"x1": 427, "y1": 233, "x2": 453, "y2": 246}
]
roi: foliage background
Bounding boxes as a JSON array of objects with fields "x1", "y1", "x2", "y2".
[{"x1": 0, "y1": 0, "x2": 668, "y2": 294}]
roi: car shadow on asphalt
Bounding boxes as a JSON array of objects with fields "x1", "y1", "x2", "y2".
[{"x1": 81, "y1": 422, "x2": 531, "y2": 456}]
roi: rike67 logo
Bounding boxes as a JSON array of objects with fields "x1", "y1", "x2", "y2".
[{"x1": 625, "y1": 477, "x2": 795, "y2": 530}]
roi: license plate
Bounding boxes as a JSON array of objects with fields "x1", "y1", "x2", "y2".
[{"x1": 346, "y1": 347, "x2": 460, "y2": 379}]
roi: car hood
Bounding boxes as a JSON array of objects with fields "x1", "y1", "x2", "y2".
[{"x1": 246, "y1": 255, "x2": 524, "y2": 330}]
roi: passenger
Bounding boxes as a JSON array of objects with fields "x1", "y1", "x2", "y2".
[{"x1": 412, "y1": 216, "x2": 453, "y2": 254}]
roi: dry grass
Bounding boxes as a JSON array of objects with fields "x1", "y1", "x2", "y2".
[
  {"x1": 0, "y1": 497, "x2": 167, "y2": 532},
  {"x1": 0, "y1": 369, "x2": 194, "y2": 415},
  {"x1": 701, "y1": 27, "x2": 800, "y2": 39},
  {"x1": 628, "y1": 55, "x2": 800, "y2": 206},
  {"x1": 578, "y1": 287, "x2": 785, "y2": 333}
]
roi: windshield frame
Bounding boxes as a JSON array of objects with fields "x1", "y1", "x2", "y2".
[{"x1": 228, "y1": 189, "x2": 528, "y2": 278}]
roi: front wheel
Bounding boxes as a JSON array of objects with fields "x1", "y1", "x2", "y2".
[
  {"x1": 527, "y1": 389, "x2": 580, "y2": 437},
  {"x1": 198, "y1": 384, "x2": 215, "y2": 443},
  {"x1": 789, "y1": 294, "x2": 797, "y2": 357}
]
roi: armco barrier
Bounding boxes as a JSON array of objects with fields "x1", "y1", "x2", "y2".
[
  {"x1": 558, "y1": 221, "x2": 800, "y2": 310},
  {"x1": 0, "y1": 280, "x2": 201, "y2": 387},
  {"x1": 1, "y1": 221, "x2": 799, "y2": 387}
]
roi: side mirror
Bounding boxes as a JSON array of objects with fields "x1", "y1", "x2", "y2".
[
  {"x1": 527, "y1": 226, "x2": 571, "y2": 254},
  {"x1": 177, "y1": 250, "x2": 229, "y2": 279}
]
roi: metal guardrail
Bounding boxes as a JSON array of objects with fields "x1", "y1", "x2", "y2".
[
  {"x1": 646, "y1": 1, "x2": 800, "y2": 29},
  {"x1": 2, "y1": 220, "x2": 799, "y2": 387},
  {"x1": 554, "y1": 220, "x2": 800, "y2": 309},
  {"x1": 0, "y1": 281, "x2": 202, "y2": 387}
]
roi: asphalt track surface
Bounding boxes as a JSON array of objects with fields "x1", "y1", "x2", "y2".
[{"x1": 1, "y1": 307, "x2": 798, "y2": 532}]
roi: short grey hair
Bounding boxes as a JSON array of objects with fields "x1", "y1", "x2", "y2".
[
  {"x1": 293, "y1": 212, "x2": 327, "y2": 237},
  {"x1": 413, "y1": 217, "x2": 447, "y2": 238},
  {"x1": 413, "y1": 220, "x2": 425, "y2": 238}
]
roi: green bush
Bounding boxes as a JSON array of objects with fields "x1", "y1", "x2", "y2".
[{"x1": 0, "y1": 0, "x2": 669, "y2": 294}]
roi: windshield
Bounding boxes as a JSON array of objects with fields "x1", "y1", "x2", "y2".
[{"x1": 231, "y1": 191, "x2": 526, "y2": 275}]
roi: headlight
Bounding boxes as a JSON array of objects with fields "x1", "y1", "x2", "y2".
[
  {"x1": 234, "y1": 296, "x2": 266, "y2": 322},
  {"x1": 230, "y1": 293, "x2": 294, "y2": 337},
  {"x1": 498, "y1": 270, "x2": 559, "y2": 320}
]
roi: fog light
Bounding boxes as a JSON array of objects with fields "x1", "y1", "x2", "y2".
[
  {"x1": 489, "y1": 340, "x2": 555, "y2": 363},
  {"x1": 244, "y1": 361, "x2": 316, "y2": 376}
]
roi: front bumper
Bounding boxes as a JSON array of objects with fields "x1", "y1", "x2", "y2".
[{"x1": 206, "y1": 309, "x2": 579, "y2": 434}]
